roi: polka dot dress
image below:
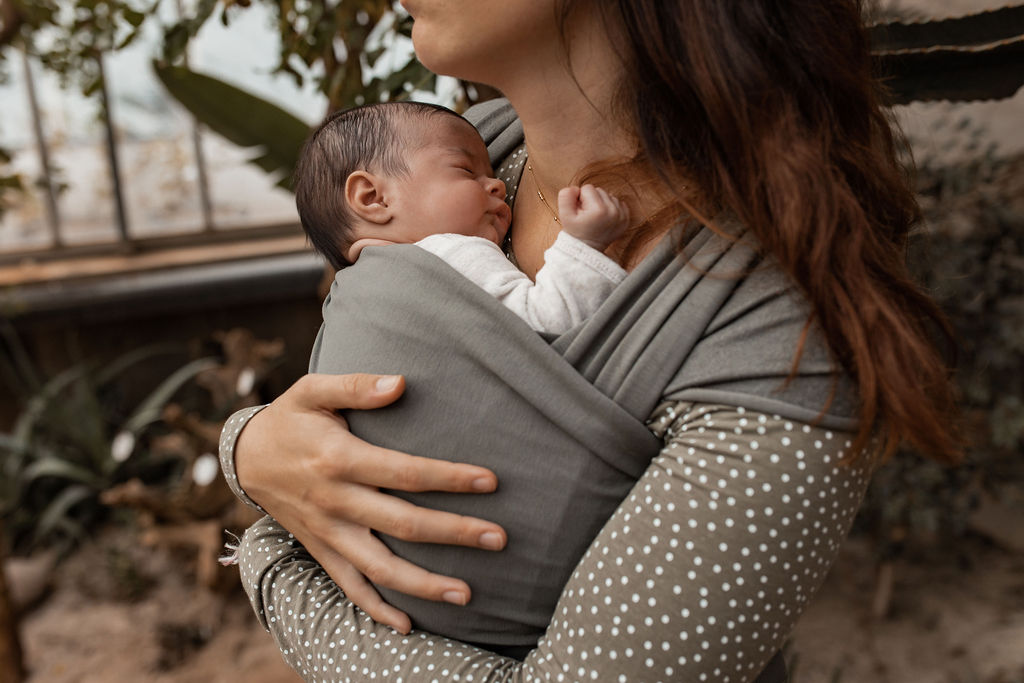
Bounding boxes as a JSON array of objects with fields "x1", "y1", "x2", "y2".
[
  {"x1": 496, "y1": 143, "x2": 528, "y2": 208},
  {"x1": 233, "y1": 401, "x2": 871, "y2": 682},
  {"x1": 495, "y1": 143, "x2": 527, "y2": 263}
]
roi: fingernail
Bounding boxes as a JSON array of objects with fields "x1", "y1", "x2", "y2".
[
  {"x1": 442, "y1": 590, "x2": 467, "y2": 605},
  {"x1": 479, "y1": 531, "x2": 504, "y2": 550},
  {"x1": 375, "y1": 375, "x2": 400, "y2": 392},
  {"x1": 471, "y1": 477, "x2": 493, "y2": 491}
]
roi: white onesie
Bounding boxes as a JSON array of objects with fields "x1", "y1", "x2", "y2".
[{"x1": 415, "y1": 231, "x2": 626, "y2": 334}]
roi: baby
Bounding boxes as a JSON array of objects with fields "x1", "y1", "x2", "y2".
[{"x1": 293, "y1": 102, "x2": 630, "y2": 334}]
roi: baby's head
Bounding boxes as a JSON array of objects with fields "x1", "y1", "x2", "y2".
[{"x1": 294, "y1": 102, "x2": 511, "y2": 268}]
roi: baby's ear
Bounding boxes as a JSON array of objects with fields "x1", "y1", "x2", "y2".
[{"x1": 345, "y1": 170, "x2": 392, "y2": 224}]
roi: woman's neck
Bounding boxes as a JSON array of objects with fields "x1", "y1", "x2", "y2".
[
  {"x1": 494, "y1": 17, "x2": 657, "y2": 277},
  {"x1": 500, "y1": 21, "x2": 633, "y2": 195}
]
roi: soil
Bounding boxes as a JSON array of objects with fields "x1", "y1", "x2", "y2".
[
  {"x1": 13, "y1": 528, "x2": 1024, "y2": 682},
  {"x1": 789, "y1": 538, "x2": 1024, "y2": 683},
  {"x1": 17, "y1": 529, "x2": 300, "y2": 683}
]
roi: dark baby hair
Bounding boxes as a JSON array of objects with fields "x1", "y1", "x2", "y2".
[{"x1": 293, "y1": 101, "x2": 467, "y2": 269}]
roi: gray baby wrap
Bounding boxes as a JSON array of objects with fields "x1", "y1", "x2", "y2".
[
  {"x1": 309, "y1": 221, "x2": 858, "y2": 653},
  {"x1": 308, "y1": 98, "x2": 858, "y2": 656}
]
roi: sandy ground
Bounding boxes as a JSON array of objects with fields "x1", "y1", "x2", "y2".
[
  {"x1": 18, "y1": 530, "x2": 300, "y2": 683},
  {"x1": 790, "y1": 538, "x2": 1024, "y2": 683},
  {"x1": 13, "y1": 528, "x2": 1023, "y2": 683}
]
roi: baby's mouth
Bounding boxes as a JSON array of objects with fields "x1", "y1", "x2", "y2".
[{"x1": 493, "y1": 203, "x2": 512, "y2": 230}]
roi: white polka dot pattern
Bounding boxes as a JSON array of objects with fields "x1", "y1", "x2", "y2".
[
  {"x1": 218, "y1": 404, "x2": 269, "y2": 512},
  {"x1": 236, "y1": 402, "x2": 871, "y2": 682},
  {"x1": 495, "y1": 143, "x2": 527, "y2": 208}
]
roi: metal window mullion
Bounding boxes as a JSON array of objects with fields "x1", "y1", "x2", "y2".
[
  {"x1": 191, "y1": 116, "x2": 215, "y2": 231},
  {"x1": 96, "y1": 53, "x2": 131, "y2": 246},
  {"x1": 20, "y1": 50, "x2": 62, "y2": 248},
  {"x1": 175, "y1": 0, "x2": 215, "y2": 232}
]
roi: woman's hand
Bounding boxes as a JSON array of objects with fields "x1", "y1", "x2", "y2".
[{"x1": 234, "y1": 373, "x2": 507, "y2": 633}]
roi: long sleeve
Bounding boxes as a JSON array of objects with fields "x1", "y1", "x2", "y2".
[
  {"x1": 237, "y1": 401, "x2": 871, "y2": 682},
  {"x1": 218, "y1": 404, "x2": 268, "y2": 511},
  {"x1": 416, "y1": 232, "x2": 626, "y2": 334}
]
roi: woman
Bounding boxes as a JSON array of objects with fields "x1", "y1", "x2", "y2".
[{"x1": 221, "y1": 0, "x2": 961, "y2": 679}]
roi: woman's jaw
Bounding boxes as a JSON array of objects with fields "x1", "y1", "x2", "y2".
[
  {"x1": 401, "y1": 0, "x2": 565, "y2": 87},
  {"x1": 409, "y1": 1, "x2": 633, "y2": 191}
]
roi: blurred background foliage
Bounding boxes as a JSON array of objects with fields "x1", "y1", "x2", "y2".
[
  {"x1": 858, "y1": 141, "x2": 1024, "y2": 562},
  {"x1": 0, "y1": 328, "x2": 224, "y2": 554},
  {"x1": 0, "y1": 0, "x2": 469, "y2": 216}
]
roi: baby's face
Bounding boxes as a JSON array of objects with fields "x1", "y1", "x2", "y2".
[{"x1": 380, "y1": 116, "x2": 512, "y2": 246}]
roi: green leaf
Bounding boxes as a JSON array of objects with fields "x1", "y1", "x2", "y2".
[
  {"x1": 163, "y1": 23, "x2": 190, "y2": 64},
  {"x1": 95, "y1": 342, "x2": 182, "y2": 386},
  {"x1": 120, "y1": 356, "x2": 219, "y2": 435},
  {"x1": 83, "y1": 74, "x2": 103, "y2": 98},
  {"x1": 364, "y1": 45, "x2": 386, "y2": 68},
  {"x1": 115, "y1": 26, "x2": 143, "y2": 51},
  {"x1": 12, "y1": 364, "x2": 92, "y2": 449},
  {"x1": 153, "y1": 63, "x2": 312, "y2": 189},
  {"x1": 0, "y1": 318, "x2": 42, "y2": 394},
  {"x1": 123, "y1": 8, "x2": 146, "y2": 28},
  {"x1": 22, "y1": 457, "x2": 105, "y2": 488},
  {"x1": 0, "y1": 433, "x2": 26, "y2": 455},
  {"x1": 0, "y1": 174, "x2": 24, "y2": 189},
  {"x1": 35, "y1": 484, "x2": 95, "y2": 542}
]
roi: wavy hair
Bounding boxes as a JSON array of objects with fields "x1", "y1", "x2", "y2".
[{"x1": 560, "y1": 0, "x2": 962, "y2": 462}]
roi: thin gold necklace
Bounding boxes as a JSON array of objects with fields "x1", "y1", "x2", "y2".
[{"x1": 526, "y1": 163, "x2": 560, "y2": 224}]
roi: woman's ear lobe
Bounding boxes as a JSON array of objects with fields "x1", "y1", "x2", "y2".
[{"x1": 345, "y1": 171, "x2": 392, "y2": 224}]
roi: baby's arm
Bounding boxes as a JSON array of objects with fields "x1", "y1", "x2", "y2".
[
  {"x1": 557, "y1": 184, "x2": 630, "y2": 252},
  {"x1": 417, "y1": 234, "x2": 625, "y2": 334}
]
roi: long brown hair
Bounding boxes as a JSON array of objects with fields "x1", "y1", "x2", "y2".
[{"x1": 561, "y1": 0, "x2": 961, "y2": 463}]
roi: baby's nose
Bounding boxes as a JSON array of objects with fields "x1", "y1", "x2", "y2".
[{"x1": 484, "y1": 176, "x2": 505, "y2": 197}]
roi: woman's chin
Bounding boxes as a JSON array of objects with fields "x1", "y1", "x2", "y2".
[{"x1": 411, "y1": 35, "x2": 493, "y2": 84}]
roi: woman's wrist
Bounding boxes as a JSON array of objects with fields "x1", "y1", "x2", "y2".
[{"x1": 218, "y1": 404, "x2": 269, "y2": 511}]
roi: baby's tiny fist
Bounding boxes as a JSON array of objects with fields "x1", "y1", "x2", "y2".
[
  {"x1": 557, "y1": 184, "x2": 630, "y2": 252},
  {"x1": 557, "y1": 186, "x2": 582, "y2": 220}
]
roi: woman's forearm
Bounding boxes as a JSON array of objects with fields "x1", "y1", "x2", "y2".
[{"x1": 237, "y1": 401, "x2": 871, "y2": 682}]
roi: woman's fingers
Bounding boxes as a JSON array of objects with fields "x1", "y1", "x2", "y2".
[
  {"x1": 337, "y1": 527, "x2": 475, "y2": 607},
  {"x1": 337, "y1": 486, "x2": 507, "y2": 549},
  {"x1": 290, "y1": 372, "x2": 407, "y2": 411},
  {"x1": 338, "y1": 563, "x2": 413, "y2": 634},
  {"x1": 288, "y1": 374, "x2": 502, "y2": 495},
  {"x1": 304, "y1": 533, "x2": 413, "y2": 633},
  {"x1": 333, "y1": 436, "x2": 498, "y2": 494}
]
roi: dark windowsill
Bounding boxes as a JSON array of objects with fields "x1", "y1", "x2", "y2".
[{"x1": 0, "y1": 232, "x2": 326, "y2": 324}]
